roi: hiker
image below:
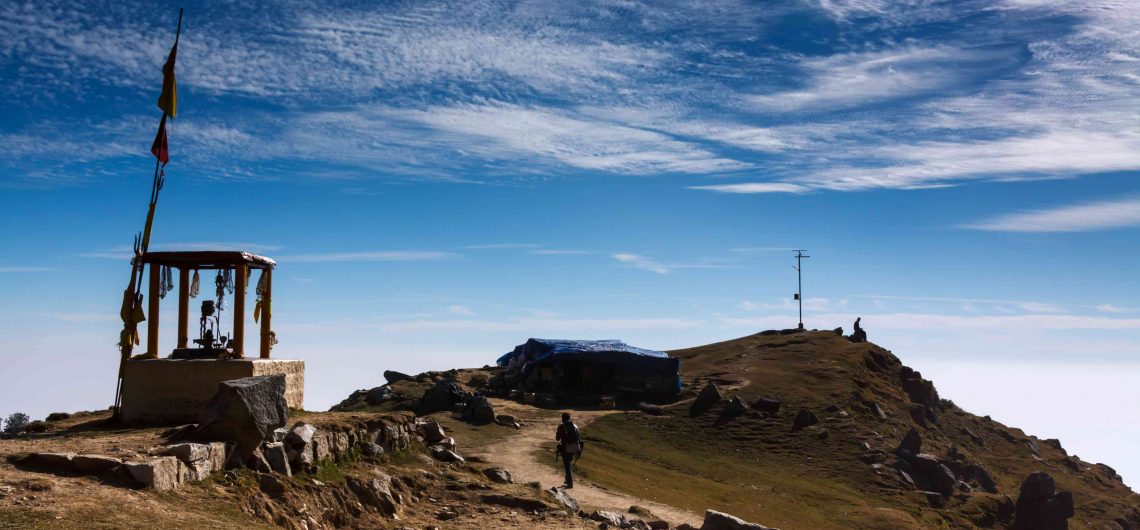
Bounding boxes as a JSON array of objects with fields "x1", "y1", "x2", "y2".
[
  {"x1": 555, "y1": 412, "x2": 583, "y2": 488},
  {"x1": 851, "y1": 317, "x2": 867, "y2": 343}
]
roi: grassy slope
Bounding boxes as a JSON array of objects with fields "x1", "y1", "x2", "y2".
[{"x1": 571, "y1": 330, "x2": 1139, "y2": 529}]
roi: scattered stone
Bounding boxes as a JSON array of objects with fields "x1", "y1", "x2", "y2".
[
  {"x1": 638, "y1": 402, "x2": 664, "y2": 415},
  {"x1": 897, "y1": 428, "x2": 922, "y2": 454},
  {"x1": 72, "y1": 454, "x2": 121, "y2": 474},
  {"x1": 195, "y1": 374, "x2": 288, "y2": 459},
  {"x1": 263, "y1": 442, "x2": 292, "y2": 476},
  {"x1": 545, "y1": 487, "x2": 579, "y2": 513},
  {"x1": 483, "y1": 467, "x2": 513, "y2": 484},
  {"x1": 384, "y1": 370, "x2": 413, "y2": 384},
  {"x1": 751, "y1": 397, "x2": 782, "y2": 415},
  {"x1": 700, "y1": 509, "x2": 776, "y2": 530},
  {"x1": 591, "y1": 510, "x2": 626, "y2": 527},
  {"x1": 1014, "y1": 472, "x2": 1074, "y2": 530},
  {"x1": 430, "y1": 446, "x2": 465, "y2": 463},
  {"x1": 791, "y1": 409, "x2": 819, "y2": 432},
  {"x1": 421, "y1": 421, "x2": 447, "y2": 444},
  {"x1": 724, "y1": 396, "x2": 749, "y2": 418},
  {"x1": 865, "y1": 401, "x2": 887, "y2": 420},
  {"x1": 495, "y1": 415, "x2": 520, "y2": 428},
  {"x1": 690, "y1": 383, "x2": 723, "y2": 416},
  {"x1": 124, "y1": 457, "x2": 184, "y2": 491}
]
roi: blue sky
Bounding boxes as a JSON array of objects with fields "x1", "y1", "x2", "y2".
[{"x1": 1, "y1": 0, "x2": 1139, "y2": 483}]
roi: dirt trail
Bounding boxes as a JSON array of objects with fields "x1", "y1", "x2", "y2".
[{"x1": 483, "y1": 401, "x2": 701, "y2": 527}]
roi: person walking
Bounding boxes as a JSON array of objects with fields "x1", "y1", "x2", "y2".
[{"x1": 555, "y1": 412, "x2": 583, "y2": 488}]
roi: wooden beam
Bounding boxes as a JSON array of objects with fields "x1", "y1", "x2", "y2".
[
  {"x1": 177, "y1": 268, "x2": 190, "y2": 349},
  {"x1": 147, "y1": 265, "x2": 160, "y2": 356},
  {"x1": 233, "y1": 266, "x2": 246, "y2": 358},
  {"x1": 259, "y1": 269, "x2": 273, "y2": 358}
]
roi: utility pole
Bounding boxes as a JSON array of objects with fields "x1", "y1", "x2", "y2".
[{"x1": 793, "y1": 250, "x2": 809, "y2": 329}]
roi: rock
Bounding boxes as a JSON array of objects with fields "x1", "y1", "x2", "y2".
[
  {"x1": 724, "y1": 396, "x2": 749, "y2": 417},
  {"x1": 464, "y1": 395, "x2": 496, "y2": 423},
  {"x1": 545, "y1": 486, "x2": 579, "y2": 513},
  {"x1": 72, "y1": 454, "x2": 121, "y2": 474},
  {"x1": 924, "y1": 491, "x2": 945, "y2": 508},
  {"x1": 245, "y1": 448, "x2": 273, "y2": 473},
  {"x1": 384, "y1": 370, "x2": 413, "y2": 384},
  {"x1": 1043, "y1": 438, "x2": 1064, "y2": 452},
  {"x1": 195, "y1": 374, "x2": 288, "y2": 459},
  {"x1": 347, "y1": 472, "x2": 401, "y2": 515},
  {"x1": 961, "y1": 427, "x2": 984, "y2": 445},
  {"x1": 361, "y1": 442, "x2": 385, "y2": 458},
  {"x1": 430, "y1": 446, "x2": 465, "y2": 463},
  {"x1": 968, "y1": 464, "x2": 999, "y2": 494},
  {"x1": 678, "y1": 525, "x2": 699, "y2": 530},
  {"x1": 311, "y1": 432, "x2": 332, "y2": 462},
  {"x1": 125, "y1": 457, "x2": 184, "y2": 491},
  {"x1": 932, "y1": 464, "x2": 957, "y2": 496},
  {"x1": 700, "y1": 509, "x2": 775, "y2": 530},
  {"x1": 286, "y1": 422, "x2": 316, "y2": 447},
  {"x1": 494, "y1": 414, "x2": 518, "y2": 426},
  {"x1": 418, "y1": 379, "x2": 472, "y2": 414},
  {"x1": 208, "y1": 442, "x2": 228, "y2": 471},
  {"x1": 897, "y1": 469, "x2": 918, "y2": 490},
  {"x1": 690, "y1": 383, "x2": 723, "y2": 416},
  {"x1": 791, "y1": 409, "x2": 818, "y2": 432},
  {"x1": 907, "y1": 404, "x2": 928, "y2": 426},
  {"x1": 751, "y1": 397, "x2": 782, "y2": 415},
  {"x1": 591, "y1": 510, "x2": 626, "y2": 527},
  {"x1": 183, "y1": 458, "x2": 214, "y2": 481},
  {"x1": 865, "y1": 400, "x2": 887, "y2": 420},
  {"x1": 1014, "y1": 472, "x2": 1074, "y2": 530},
  {"x1": 899, "y1": 366, "x2": 940, "y2": 424},
  {"x1": 160, "y1": 442, "x2": 211, "y2": 463},
  {"x1": 638, "y1": 402, "x2": 664, "y2": 415},
  {"x1": 263, "y1": 442, "x2": 292, "y2": 476},
  {"x1": 271, "y1": 427, "x2": 287, "y2": 443},
  {"x1": 1026, "y1": 439, "x2": 1040, "y2": 457},
  {"x1": 912, "y1": 453, "x2": 940, "y2": 473},
  {"x1": 21, "y1": 452, "x2": 75, "y2": 473},
  {"x1": 483, "y1": 467, "x2": 513, "y2": 484},
  {"x1": 421, "y1": 420, "x2": 447, "y2": 444},
  {"x1": 832, "y1": 326, "x2": 844, "y2": 335},
  {"x1": 258, "y1": 472, "x2": 285, "y2": 498},
  {"x1": 898, "y1": 428, "x2": 922, "y2": 454},
  {"x1": 824, "y1": 404, "x2": 840, "y2": 413}
]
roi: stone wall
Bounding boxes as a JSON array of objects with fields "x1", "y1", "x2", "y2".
[{"x1": 121, "y1": 358, "x2": 304, "y2": 424}]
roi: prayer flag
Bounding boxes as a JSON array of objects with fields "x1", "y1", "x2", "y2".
[{"x1": 157, "y1": 43, "x2": 177, "y2": 117}]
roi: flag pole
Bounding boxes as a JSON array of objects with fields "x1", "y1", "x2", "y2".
[{"x1": 113, "y1": 8, "x2": 183, "y2": 421}]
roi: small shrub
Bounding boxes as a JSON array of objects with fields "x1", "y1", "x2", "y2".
[
  {"x1": 45, "y1": 412, "x2": 71, "y2": 422},
  {"x1": 3, "y1": 412, "x2": 30, "y2": 434}
]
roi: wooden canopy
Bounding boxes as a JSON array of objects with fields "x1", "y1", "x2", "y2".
[{"x1": 140, "y1": 250, "x2": 275, "y2": 359}]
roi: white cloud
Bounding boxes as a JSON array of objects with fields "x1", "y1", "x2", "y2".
[
  {"x1": 964, "y1": 197, "x2": 1140, "y2": 232},
  {"x1": 689, "y1": 182, "x2": 809, "y2": 194},
  {"x1": 275, "y1": 251, "x2": 455, "y2": 263},
  {"x1": 462, "y1": 243, "x2": 541, "y2": 250},
  {"x1": 532, "y1": 249, "x2": 594, "y2": 255},
  {"x1": 613, "y1": 253, "x2": 671, "y2": 274},
  {"x1": 447, "y1": 305, "x2": 475, "y2": 316}
]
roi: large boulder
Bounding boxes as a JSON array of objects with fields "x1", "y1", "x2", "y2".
[
  {"x1": 420, "y1": 420, "x2": 447, "y2": 444},
  {"x1": 751, "y1": 397, "x2": 782, "y2": 415},
  {"x1": 700, "y1": 509, "x2": 776, "y2": 530},
  {"x1": 1014, "y1": 472, "x2": 1074, "y2": 530},
  {"x1": 897, "y1": 428, "x2": 922, "y2": 454},
  {"x1": 195, "y1": 375, "x2": 288, "y2": 459},
  {"x1": 690, "y1": 383, "x2": 723, "y2": 416},
  {"x1": 418, "y1": 379, "x2": 472, "y2": 414}
]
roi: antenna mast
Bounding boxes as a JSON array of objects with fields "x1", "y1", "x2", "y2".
[{"x1": 793, "y1": 250, "x2": 810, "y2": 329}]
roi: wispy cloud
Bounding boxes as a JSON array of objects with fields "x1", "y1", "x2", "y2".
[
  {"x1": 964, "y1": 197, "x2": 1140, "y2": 232},
  {"x1": 532, "y1": 249, "x2": 594, "y2": 255},
  {"x1": 275, "y1": 251, "x2": 455, "y2": 263},
  {"x1": 462, "y1": 243, "x2": 541, "y2": 250},
  {"x1": 611, "y1": 253, "x2": 733, "y2": 274},
  {"x1": 689, "y1": 183, "x2": 809, "y2": 194}
]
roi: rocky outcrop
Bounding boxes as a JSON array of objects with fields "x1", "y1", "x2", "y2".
[
  {"x1": 463, "y1": 395, "x2": 495, "y2": 423},
  {"x1": 899, "y1": 366, "x2": 940, "y2": 425},
  {"x1": 383, "y1": 370, "x2": 413, "y2": 384},
  {"x1": 1014, "y1": 472, "x2": 1074, "y2": 530},
  {"x1": 124, "y1": 456, "x2": 184, "y2": 491},
  {"x1": 196, "y1": 374, "x2": 289, "y2": 459}
]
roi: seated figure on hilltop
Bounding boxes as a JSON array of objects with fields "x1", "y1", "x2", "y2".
[{"x1": 851, "y1": 317, "x2": 867, "y2": 343}]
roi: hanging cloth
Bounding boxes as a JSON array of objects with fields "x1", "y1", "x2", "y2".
[
  {"x1": 189, "y1": 270, "x2": 200, "y2": 298},
  {"x1": 215, "y1": 270, "x2": 227, "y2": 310},
  {"x1": 158, "y1": 265, "x2": 174, "y2": 299},
  {"x1": 254, "y1": 270, "x2": 269, "y2": 323}
]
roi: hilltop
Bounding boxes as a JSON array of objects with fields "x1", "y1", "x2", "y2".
[{"x1": 1, "y1": 329, "x2": 1137, "y2": 529}]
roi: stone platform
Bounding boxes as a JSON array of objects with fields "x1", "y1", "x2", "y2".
[{"x1": 120, "y1": 358, "x2": 304, "y2": 424}]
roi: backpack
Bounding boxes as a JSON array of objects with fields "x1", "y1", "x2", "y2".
[{"x1": 561, "y1": 422, "x2": 582, "y2": 454}]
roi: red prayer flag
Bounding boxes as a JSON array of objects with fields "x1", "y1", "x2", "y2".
[{"x1": 151, "y1": 114, "x2": 169, "y2": 165}]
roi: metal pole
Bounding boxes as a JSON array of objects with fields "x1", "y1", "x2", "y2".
[{"x1": 794, "y1": 250, "x2": 809, "y2": 329}]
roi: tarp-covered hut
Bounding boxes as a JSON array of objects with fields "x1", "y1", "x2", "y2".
[{"x1": 497, "y1": 339, "x2": 681, "y2": 401}]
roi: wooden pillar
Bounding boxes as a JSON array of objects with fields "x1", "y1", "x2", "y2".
[
  {"x1": 147, "y1": 264, "x2": 160, "y2": 356},
  {"x1": 177, "y1": 268, "x2": 190, "y2": 349},
  {"x1": 232, "y1": 266, "x2": 246, "y2": 358},
  {"x1": 259, "y1": 269, "x2": 273, "y2": 359}
]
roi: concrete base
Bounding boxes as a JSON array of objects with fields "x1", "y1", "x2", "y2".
[{"x1": 121, "y1": 358, "x2": 304, "y2": 424}]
